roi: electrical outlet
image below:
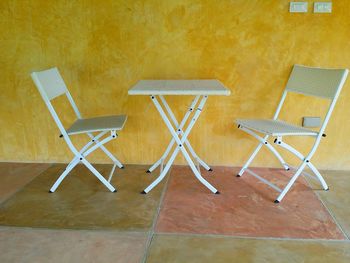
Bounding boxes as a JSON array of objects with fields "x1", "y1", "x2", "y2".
[
  {"x1": 289, "y1": 2, "x2": 308, "y2": 13},
  {"x1": 314, "y1": 2, "x2": 332, "y2": 13},
  {"x1": 302, "y1": 117, "x2": 321, "y2": 128}
]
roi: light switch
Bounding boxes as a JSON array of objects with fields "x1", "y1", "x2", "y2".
[
  {"x1": 289, "y1": 2, "x2": 308, "y2": 13},
  {"x1": 314, "y1": 2, "x2": 332, "y2": 13}
]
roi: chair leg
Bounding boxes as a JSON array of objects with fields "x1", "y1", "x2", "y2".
[
  {"x1": 98, "y1": 144, "x2": 123, "y2": 182},
  {"x1": 307, "y1": 162, "x2": 329, "y2": 190},
  {"x1": 237, "y1": 142, "x2": 264, "y2": 177},
  {"x1": 276, "y1": 140, "x2": 329, "y2": 191},
  {"x1": 87, "y1": 132, "x2": 124, "y2": 169},
  {"x1": 66, "y1": 156, "x2": 79, "y2": 171},
  {"x1": 56, "y1": 133, "x2": 119, "y2": 192},
  {"x1": 275, "y1": 161, "x2": 308, "y2": 203},
  {"x1": 98, "y1": 144, "x2": 124, "y2": 168},
  {"x1": 81, "y1": 158, "x2": 116, "y2": 192},
  {"x1": 108, "y1": 164, "x2": 117, "y2": 183},
  {"x1": 237, "y1": 126, "x2": 289, "y2": 177},
  {"x1": 50, "y1": 158, "x2": 79, "y2": 192}
]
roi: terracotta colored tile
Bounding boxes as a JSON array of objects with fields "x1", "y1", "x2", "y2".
[
  {"x1": 156, "y1": 166, "x2": 344, "y2": 239},
  {"x1": 0, "y1": 162, "x2": 51, "y2": 203},
  {"x1": 0, "y1": 164, "x2": 165, "y2": 231},
  {"x1": 146, "y1": 234, "x2": 350, "y2": 263},
  {"x1": 306, "y1": 170, "x2": 350, "y2": 238},
  {"x1": 0, "y1": 227, "x2": 147, "y2": 263}
]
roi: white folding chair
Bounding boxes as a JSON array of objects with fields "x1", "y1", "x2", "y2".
[
  {"x1": 31, "y1": 67, "x2": 127, "y2": 193},
  {"x1": 236, "y1": 65, "x2": 348, "y2": 203}
]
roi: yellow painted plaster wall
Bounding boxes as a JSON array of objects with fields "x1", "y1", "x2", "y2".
[{"x1": 0, "y1": 0, "x2": 350, "y2": 169}]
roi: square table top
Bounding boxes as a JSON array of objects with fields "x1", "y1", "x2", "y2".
[{"x1": 128, "y1": 80, "x2": 231, "y2": 96}]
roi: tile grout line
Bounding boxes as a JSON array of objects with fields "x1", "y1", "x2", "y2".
[
  {"x1": 0, "y1": 225, "x2": 148, "y2": 235},
  {"x1": 0, "y1": 225, "x2": 150, "y2": 240},
  {"x1": 140, "y1": 167, "x2": 172, "y2": 263},
  {"x1": 313, "y1": 190, "x2": 349, "y2": 240},
  {"x1": 0, "y1": 163, "x2": 54, "y2": 206},
  {"x1": 303, "y1": 175, "x2": 350, "y2": 240},
  {"x1": 155, "y1": 231, "x2": 350, "y2": 243}
]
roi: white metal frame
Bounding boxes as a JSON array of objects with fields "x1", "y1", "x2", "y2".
[
  {"x1": 142, "y1": 95, "x2": 219, "y2": 194},
  {"x1": 31, "y1": 68, "x2": 124, "y2": 193},
  {"x1": 237, "y1": 65, "x2": 348, "y2": 203}
]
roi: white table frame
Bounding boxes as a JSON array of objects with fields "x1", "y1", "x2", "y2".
[
  {"x1": 143, "y1": 94, "x2": 218, "y2": 194},
  {"x1": 129, "y1": 80, "x2": 230, "y2": 194},
  {"x1": 147, "y1": 95, "x2": 212, "y2": 174}
]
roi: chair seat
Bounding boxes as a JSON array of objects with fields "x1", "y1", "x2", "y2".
[
  {"x1": 67, "y1": 115, "x2": 127, "y2": 135},
  {"x1": 236, "y1": 119, "x2": 318, "y2": 136}
]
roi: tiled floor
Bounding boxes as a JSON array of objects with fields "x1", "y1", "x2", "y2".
[
  {"x1": 0, "y1": 164, "x2": 164, "y2": 230},
  {"x1": 0, "y1": 162, "x2": 349, "y2": 262},
  {"x1": 147, "y1": 234, "x2": 350, "y2": 263},
  {"x1": 0, "y1": 227, "x2": 147, "y2": 263},
  {"x1": 156, "y1": 166, "x2": 344, "y2": 239},
  {"x1": 0, "y1": 162, "x2": 51, "y2": 203},
  {"x1": 308, "y1": 170, "x2": 350, "y2": 237}
]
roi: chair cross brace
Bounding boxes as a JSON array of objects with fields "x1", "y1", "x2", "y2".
[
  {"x1": 50, "y1": 130, "x2": 123, "y2": 193},
  {"x1": 237, "y1": 127, "x2": 328, "y2": 203}
]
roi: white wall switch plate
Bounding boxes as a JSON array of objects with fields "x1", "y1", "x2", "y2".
[
  {"x1": 314, "y1": 2, "x2": 332, "y2": 13},
  {"x1": 289, "y1": 2, "x2": 308, "y2": 13}
]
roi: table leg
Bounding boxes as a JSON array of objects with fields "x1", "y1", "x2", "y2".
[
  {"x1": 142, "y1": 95, "x2": 219, "y2": 194},
  {"x1": 160, "y1": 95, "x2": 213, "y2": 172},
  {"x1": 146, "y1": 96, "x2": 200, "y2": 173},
  {"x1": 147, "y1": 95, "x2": 212, "y2": 173}
]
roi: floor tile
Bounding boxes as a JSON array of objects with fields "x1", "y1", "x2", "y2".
[
  {"x1": 156, "y1": 166, "x2": 344, "y2": 239},
  {"x1": 0, "y1": 227, "x2": 147, "y2": 263},
  {"x1": 0, "y1": 164, "x2": 165, "y2": 231},
  {"x1": 307, "y1": 170, "x2": 350, "y2": 238},
  {"x1": 0, "y1": 162, "x2": 51, "y2": 203},
  {"x1": 146, "y1": 234, "x2": 350, "y2": 263}
]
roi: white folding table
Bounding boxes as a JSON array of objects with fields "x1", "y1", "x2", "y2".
[{"x1": 128, "y1": 80, "x2": 230, "y2": 194}]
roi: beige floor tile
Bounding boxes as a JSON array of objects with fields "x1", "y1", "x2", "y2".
[
  {"x1": 146, "y1": 234, "x2": 350, "y2": 263},
  {"x1": 0, "y1": 164, "x2": 165, "y2": 231},
  {"x1": 0, "y1": 227, "x2": 147, "y2": 263},
  {"x1": 307, "y1": 170, "x2": 350, "y2": 238},
  {"x1": 0, "y1": 162, "x2": 51, "y2": 203}
]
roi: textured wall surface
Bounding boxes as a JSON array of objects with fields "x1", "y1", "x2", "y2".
[{"x1": 0, "y1": 0, "x2": 349, "y2": 169}]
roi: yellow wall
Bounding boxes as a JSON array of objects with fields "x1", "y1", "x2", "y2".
[{"x1": 1, "y1": 0, "x2": 350, "y2": 169}]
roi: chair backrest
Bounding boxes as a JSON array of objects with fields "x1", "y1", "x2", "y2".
[
  {"x1": 274, "y1": 65, "x2": 348, "y2": 136},
  {"x1": 286, "y1": 65, "x2": 348, "y2": 100},
  {"x1": 31, "y1": 67, "x2": 82, "y2": 141},
  {"x1": 31, "y1": 67, "x2": 68, "y2": 101}
]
